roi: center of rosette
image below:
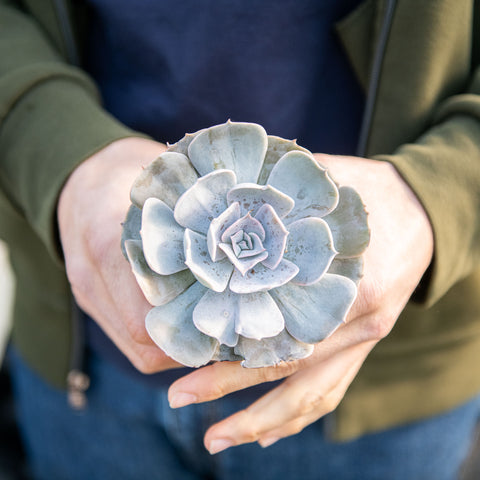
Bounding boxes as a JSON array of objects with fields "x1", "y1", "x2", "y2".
[
  {"x1": 230, "y1": 230, "x2": 265, "y2": 259},
  {"x1": 218, "y1": 212, "x2": 269, "y2": 276}
]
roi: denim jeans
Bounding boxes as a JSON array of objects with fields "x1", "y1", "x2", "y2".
[{"x1": 8, "y1": 347, "x2": 480, "y2": 480}]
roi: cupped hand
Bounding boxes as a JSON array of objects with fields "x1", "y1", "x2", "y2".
[
  {"x1": 167, "y1": 155, "x2": 434, "y2": 454},
  {"x1": 58, "y1": 137, "x2": 180, "y2": 373}
]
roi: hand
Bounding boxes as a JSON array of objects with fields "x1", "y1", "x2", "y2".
[
  {"x1": 167, "y1": 155, "x2": 434, "y2": 453},
  {"x1": 58, "y1": 137, "x2": 179, "y2": 373}
]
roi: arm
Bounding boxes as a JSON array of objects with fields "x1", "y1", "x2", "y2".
[{"x1": 0, "y1": 2, "x2": 176, "y2": 371}]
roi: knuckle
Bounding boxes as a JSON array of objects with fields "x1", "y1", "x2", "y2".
[
  {"x1": 207, "y1": 363, "x2": 237, "y2": 398},
  {"x1": 323, "y1": 396, "x2": 339, "y2": 415},
  {"x1": 297, "y1": 391, "x2": 325, "y2": 417},
  {"x1": 278, "y1": 360, "x2": 300, "y2": 377},
  {"x1": 236, "y1": 412, "x2": 260, "y2": 442},
  {"x1": 362, "y1": 313, "x2": 394, "y2": 341},
  {"x1": 288, "y1": 419, "x2": 308, "y2": 436}
]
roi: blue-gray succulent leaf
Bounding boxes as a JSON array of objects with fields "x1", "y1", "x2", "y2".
[
  {"x1": 141, "y1": 198, "x2": 187, "y2": 275},
  {"x1": 328, "y1": 256, "x2": 365, "y2": 285},
  {"x1": 211, "y1": 344, "x2": 243, "y2": 362},
  {"x1": 145, "y1": 282, "x2": 218, "y2": 367},
  {"x1": 121, "y1": 204, "x2": 142, "y2": 259},
  {"x1": 193, "y1": 289, "x2": 284, "y2": 345},
  {"x1": 130, "y1": 152, "x2": 198, "y2": 209},
  {"x1": 234, "y1": 329, "x2": 314, "y2": 368},
  {"x1": 284, "y1": 217, "x2": 336, "y2": 286},
  {"x1": 207, "y1": 202, "x2": 241, "y2": 262},
  {"x1": 193, "y1": 289, "x2": 240, "y2": 347},
  {"x1": 226, "y1": 183, "x2": 294, "y2": 218},
  {"x1": 221, "y1": 212, "x2": 266, "y2": 242},
  {"x1": 125, "y1": 240, "x2": 195, "y2": 306},
  {"x1": 184, "y1": 229, "x2": 234, "y2": 292},
  {"x1": 271, "y1": 274, "x2": 357, "y2": 344},
  {"x1": 257, "y1": 136, "x2": 311, "y2": 185},
  {"x1": 234, "y1": 291, "x2": 284, "y2": 340},
  {"x1": 236, "y1": 232, "x2": 264, "y2": 258},
  {"x1": 267, "y1": 151, "x2": 339, "y2": 223},
  {"x1": 174, "y1": 169, "x2": 236, "y2": 234},
  {"x1": 254, "y1": 204, "x2": 289, "y2": 270},
  {"x1": 229, "y1": 259, "x2": 299, "y2": 294},
  {"x1": 166, "y1": 129, "x2": 206, "y2": 156},
  {"x1": 187, "y1": 121, "x2": 268, "y2": 183},
  {"x1": 323, "y1": 186, "x2": 370, "y2": 258},
  {"x1": 219, "y1": 237, "x2": 268, "y2": 277}
]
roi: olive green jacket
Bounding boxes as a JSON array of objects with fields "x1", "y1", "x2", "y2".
[{"x1": 1, "y1": 0, "x2": 480, "y2": 441}]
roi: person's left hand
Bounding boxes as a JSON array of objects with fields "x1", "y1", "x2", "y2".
[{"x1": 166, "y1": 155, "x2": 434, "y2": 454}]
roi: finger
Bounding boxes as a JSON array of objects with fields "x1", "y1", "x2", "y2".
[
  {"x1": 168, "y1": 312, "x2": 383, "y2": 408},
  {"x1": 204, "y1": 340, "x2": 374, "y2": 454},
  {"x1": 256, "y1": 342, "x2": 372, "y2": 447},
  {"x1": 168, "y1": 357, "x2": 302, "y2": 408}
]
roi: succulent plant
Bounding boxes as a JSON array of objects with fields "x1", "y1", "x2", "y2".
[{"x1": 122, "y1": 121, "x2": 369, "y2": 368}]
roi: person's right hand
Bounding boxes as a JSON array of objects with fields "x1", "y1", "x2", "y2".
[{"x1": 58, "y1": 137, "x2": 179, "y2": 373}]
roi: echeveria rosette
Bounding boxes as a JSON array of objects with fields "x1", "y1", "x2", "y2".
[{"x1": 121, "y1": 121, "x2": 370, "y2": 368}]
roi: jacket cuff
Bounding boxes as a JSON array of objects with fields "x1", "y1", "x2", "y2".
[
  {"x1": 0, "y1": 73, "x2": 144, "y2": 263},
  {"x1": 375, "y1": 114, "x2": 480, "y2": 306}
]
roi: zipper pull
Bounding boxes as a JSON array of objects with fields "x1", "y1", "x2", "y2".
[{"x1": 67, "y1": 369, "x2": 90, "y2": 410}]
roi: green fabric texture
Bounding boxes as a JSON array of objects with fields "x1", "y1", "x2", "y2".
[
  {"x1": 332, "y1": 0, "x2": 480, "y2": 440},
  {"x1": 1, "y1": 0, "x2": 480, "y2": 440},
  {"x1": 0, "y1": 0, "x2": 143, "y2": 384}
]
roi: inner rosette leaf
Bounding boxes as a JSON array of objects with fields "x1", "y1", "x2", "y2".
[
  {"x1": 184, "y1": 229, "x2": 233, "y2": 292},
  {"x1": 229, "y1": 260, "x2": 299, "y2": 294},
  {"x1": 174, "y1": 169, "x2": 236, "y2": 235},
  {"x1": 254, "y1": 204, "x2": 289, "y2": 270},
  {"x1": 207, "y1": 202, "x2": 241, "y2": 262},
  {"x1": 227, "y1": 183, "x2": 294, "y2": 217}
]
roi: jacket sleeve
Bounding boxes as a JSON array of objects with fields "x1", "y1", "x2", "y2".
[
  {"x1": 375, "y1": 66, "x2": 480, "y2": 307},
  {"x1": 0, "y1": 1, "x2": 141, "y2": 263}
]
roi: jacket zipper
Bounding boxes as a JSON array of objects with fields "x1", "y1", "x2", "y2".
[
  {"x1": 51, "y1": 0, "x2": 88, "y2": 408},
  {"x1": 327, "y1": 0, "x2": 397, "y2": 439},
  {"x1": 52, "y1": 0, "x2": 80, "y2": 66},
  {"x1": 356, "y1": 0, "x2": 398, "y2": 157},
  {"x1": 66, "y1": 299, "x2": 90, "y2": 409}
]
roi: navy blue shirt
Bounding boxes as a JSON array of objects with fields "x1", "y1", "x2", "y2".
[{"x1": 84, "y1": 0, "x2": 364, "y2": 385}]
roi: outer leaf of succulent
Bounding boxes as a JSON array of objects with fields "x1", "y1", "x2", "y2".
[{"x1": 122, "y1": 121, "x2": 370, "y2": 368}]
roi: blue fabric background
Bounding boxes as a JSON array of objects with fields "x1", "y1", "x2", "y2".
[{"x1": 85, "y1": 0, "x2": 363, "y2": 153}]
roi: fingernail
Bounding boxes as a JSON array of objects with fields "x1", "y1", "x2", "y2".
[
  {"x1": 259, "y1": 436, "x2": 280, "y2": 448},
  {"x1": 169, "y1": 392, "x2": 197, "y2": 408},
  {"x1": 207, "y1": 438, "x2": 234, "y2": 455}
]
